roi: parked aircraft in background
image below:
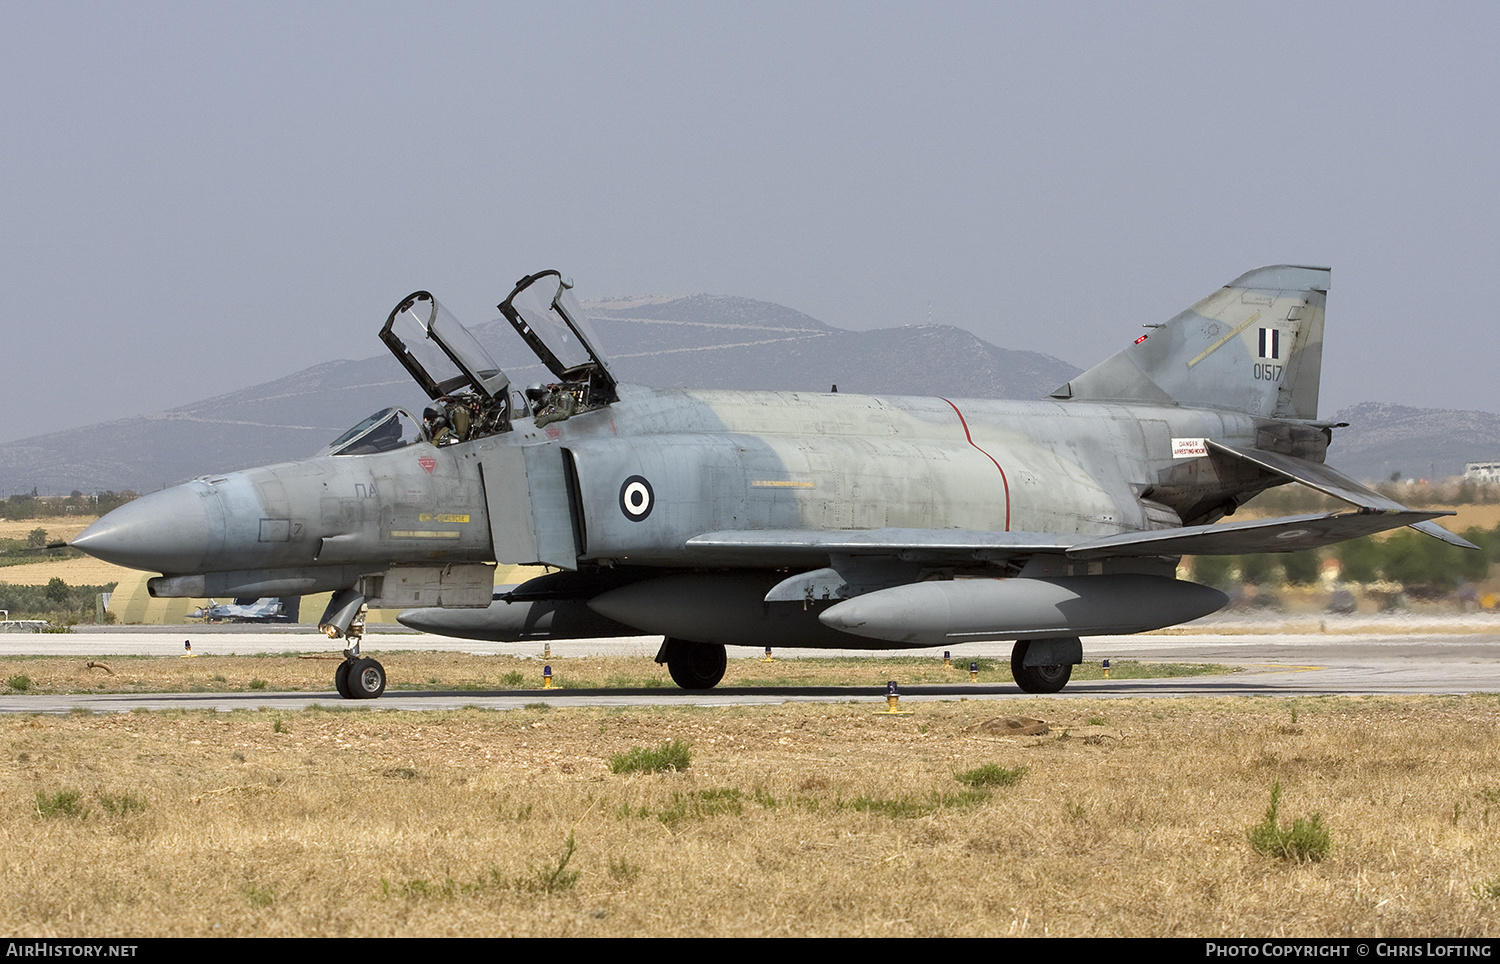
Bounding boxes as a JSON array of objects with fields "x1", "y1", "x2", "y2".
[
  {"x1": 186, "y1": 597, "x2": 288, "y2": 623},
  {"x1": 71, "y1": 265, "x2": 1473, "y2": 699}
]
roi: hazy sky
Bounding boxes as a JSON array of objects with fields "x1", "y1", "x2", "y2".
[{"x1": 3, "y1": 1, "x2": 1497, "y2": 447}]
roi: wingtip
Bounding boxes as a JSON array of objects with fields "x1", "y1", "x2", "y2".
[{"x1": 1409, "y1": 520, "x2": 1481, "y2": 551}]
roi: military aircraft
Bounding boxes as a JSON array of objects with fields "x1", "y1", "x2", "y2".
[
  {"x1": 186, "y1": 597, "x2": 288, "y2": 623},
  {"x1": 70, "y1": 265, "x2": 1474, "y2": 699}
]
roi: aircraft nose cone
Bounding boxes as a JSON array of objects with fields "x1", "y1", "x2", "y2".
[{"x1": 71, "y1": 483, "x2": 217, "y2": 573}]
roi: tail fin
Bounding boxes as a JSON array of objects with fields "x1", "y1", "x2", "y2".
[{"x1": 1050, "y1": 265, "x2": 1329, "y2": 419}]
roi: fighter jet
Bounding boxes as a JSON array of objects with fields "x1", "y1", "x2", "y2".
[
  {"x1": 186, "y1": 597, "x2": 287, "y2": 623},
  {"x1": 70, "y1": 266, "x2": 1474, "y2": 699}
]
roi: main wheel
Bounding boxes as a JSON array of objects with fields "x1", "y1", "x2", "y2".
[
  {"x1": 347, "y1": 657, "x2": 387, "y2": 699},
  {"x1": 334, "y1": 660, "x2": 353, "y2": 699},
  {"x1": 662, "y1": 638, "x2": 727, "y2": 690},
  {"x1": 1011, "y1": 640, "x2": 1073, "y2": 694}
]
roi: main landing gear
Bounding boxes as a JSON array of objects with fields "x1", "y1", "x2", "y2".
[
  {"x1": 655, "y1": 637, "x2": 728, "y2": 690},
  {"x1": 1010, "y1": 637, "x2": 1081, "y2": 694}
]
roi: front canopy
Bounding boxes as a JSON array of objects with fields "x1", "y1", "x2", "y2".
[{"x1": 380, "y1": 291, "x2": 511, "y2": 402}]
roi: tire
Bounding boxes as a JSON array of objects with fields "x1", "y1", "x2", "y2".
[
  {"x1": 348, "y1": 657, "x2": 387, "y2": 699},
  {"x1": 334, "y1": 660, "x2": 353, "y2": 699},
  {"x1": 663, "y1": 638, "x2": 727, "y2": 690},
  {"x1": 1011, "y1": 640, "x2": 1073, "y2": 694}
]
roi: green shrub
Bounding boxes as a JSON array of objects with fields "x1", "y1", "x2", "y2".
[
  {"x1": 609, "y1": 739, "x2": 692, "y2": 774},
  {"x1": 1247, "y1": 781, "x2": 1330, "y2": 862},
  {"x1": 36, "y1": 789, "x2": 86, "y2": 819},
  {"x1": 522, "y1": 832, "x2": 580, "y2": 894}
]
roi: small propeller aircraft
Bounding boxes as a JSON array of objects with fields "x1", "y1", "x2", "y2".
[{"x1": 71, "y1": 265, "x2": 1473, "y2": 698}]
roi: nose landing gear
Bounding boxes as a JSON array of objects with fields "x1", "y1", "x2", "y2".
[
  {"x1": 322, "y1": 590, "x2": 387, "y2": 700},
  {"x1": 341, "y1": 654, "x2": 387, "y2": 699}
]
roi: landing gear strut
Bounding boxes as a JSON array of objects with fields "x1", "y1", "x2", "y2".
[
  {"x1": 1010, "y1": 637, "x2": 1079, "y2": 694},
  {"x1": 655, "y1": 637, "x2": 727, "y2": 690}
]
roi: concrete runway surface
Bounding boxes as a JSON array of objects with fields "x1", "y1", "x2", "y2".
[{"x1": 2, "y1": 614, "x2": 1499, "y2": 713}]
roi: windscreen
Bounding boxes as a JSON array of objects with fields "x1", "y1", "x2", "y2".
[{"x1": 324, "y1": 408, "x2": 424, "y2": 456}]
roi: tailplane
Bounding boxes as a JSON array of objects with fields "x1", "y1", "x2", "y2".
[{"x1": 1051, "y1": 265, "x2": 1329, "y2": 419}]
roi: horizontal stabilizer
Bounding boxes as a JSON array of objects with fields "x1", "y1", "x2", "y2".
[
  {"x1": 1208, "y1": 441, "x2": 1477, "y2": 549},
  {"x1": 1066, "y1": 509, "x2": 1449, "y2": 558}
]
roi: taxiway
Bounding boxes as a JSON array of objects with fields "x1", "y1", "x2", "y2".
[{"x1": 1, "y1": 615, "x2": 1497, "y2": 713}]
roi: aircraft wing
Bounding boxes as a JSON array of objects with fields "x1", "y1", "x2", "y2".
[
  {"x1": 1064, "y1": 509, "x2": 1450, "y2": 558},
  {"x1": 689, "y1": 506, "x2": 1452, "y2": 566},
  {"x1": 1207, "y1": 441, "x2": 1478, "y2": 549}
]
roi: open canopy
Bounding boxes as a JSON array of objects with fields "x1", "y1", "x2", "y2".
[
  {"x1": 498, "y1": 270, "x2": 617, "y2": 405},
  {"x1": 380, "y1": 291, "x2": 511, "y2": 402}
]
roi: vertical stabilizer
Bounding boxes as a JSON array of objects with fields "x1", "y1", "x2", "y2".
[{"x1": 1051, "y1": 265, "x2": 1329, "y2": 419}]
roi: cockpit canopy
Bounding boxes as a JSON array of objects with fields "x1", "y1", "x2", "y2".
[
  {"x1": 380, "y1": 292, "x2": 510, "y2": 402},
  {"x1": 498, "y1": 270, "x2": 617, "y2": 408},
  {"x1": 377, "y1": 271, "x2": 619, "y2": 447}
]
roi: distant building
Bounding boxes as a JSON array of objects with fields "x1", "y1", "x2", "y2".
[{"x1": 1464, "y1": 461, "x2": 1500, "y2": 483}]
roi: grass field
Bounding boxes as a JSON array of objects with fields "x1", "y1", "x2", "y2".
[{"x1": 4, "y1": 695, "x2": 1500, "y2": 936}]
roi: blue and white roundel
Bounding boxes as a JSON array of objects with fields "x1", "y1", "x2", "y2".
[{"x1": 619, "y1": 475, "x2": 654, "y2": 521}]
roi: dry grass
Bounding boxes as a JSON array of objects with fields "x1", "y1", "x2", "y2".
[
  {"x1": 4, "y1": 696, "x2": 1500, "y2": 936},
  {"x1": 0, "y1": 515, "x2": 134, "y2": 587},
  {"x1": 0, "y1": 557, "x2": 133, "y2": 587},
  {"x1": 0, "y1": 516, "x2": 94, "y2": 542}
]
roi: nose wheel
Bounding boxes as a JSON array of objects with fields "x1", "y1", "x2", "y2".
[{"x1": 340, "y1": 656, "x2": 387, "y2": 699}]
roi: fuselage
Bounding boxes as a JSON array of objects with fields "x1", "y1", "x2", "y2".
[{"x1": 73, "y1": 382, "x2": 1315, "y2": 595}]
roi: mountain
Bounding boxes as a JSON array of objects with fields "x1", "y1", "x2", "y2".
[
  {"x1": 1324, "y1": 402, "x2": 1500, "y2": 482},
  {"x1": 0, "y1": 295, "x2": 1080, "y2": 494},
  {"x1": 5, "y1": 291, "x2": 1494, "y2": 494},
  {"x1": 581, "y1": 296, "x2": 1070, "y2": 397}
]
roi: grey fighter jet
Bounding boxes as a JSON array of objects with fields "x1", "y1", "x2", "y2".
[
  {"x1": 71, "y1": 266, "x2": 1474, "y2": 699},
  {"x1": 186, "y1": 597, "x2": 288, "y2": 623}
]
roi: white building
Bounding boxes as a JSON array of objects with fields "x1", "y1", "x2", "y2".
[{"x1": 1464, "y1": 461, "x2": 1500, "y2": 483}]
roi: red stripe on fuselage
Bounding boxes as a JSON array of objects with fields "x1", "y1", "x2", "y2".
[{"x1": 940, "y1": 398, "x2": 1012, "y2": 531}]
